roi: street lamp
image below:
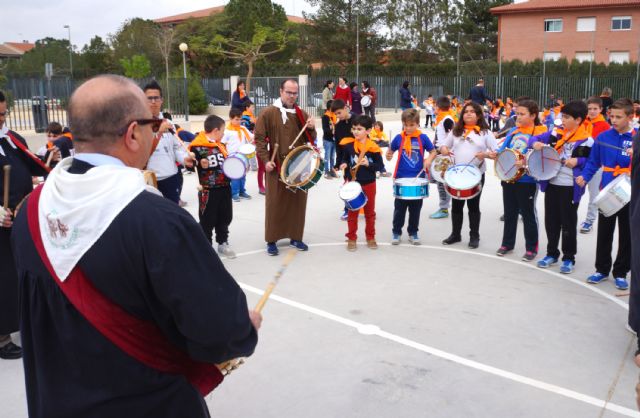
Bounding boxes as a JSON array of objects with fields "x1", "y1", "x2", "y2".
[
  {"x1": 179, "y1": 42, "x2": 189, "y2": 121},
  {"x1": 63, "y1": 25, "x2": 72, "y2": 78}
]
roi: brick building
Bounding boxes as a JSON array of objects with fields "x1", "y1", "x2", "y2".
[{"x1": 491, "y1": 0, "x2": 640, "y2": 64}]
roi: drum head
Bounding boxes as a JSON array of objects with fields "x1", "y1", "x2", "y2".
[
  {"x1": 430, "y1": 155, "x2": 453, "y2": 183},
  {"x1": 444, "y1": 164, "x2": 482, "y2": 189},
  {"x1": 495, "y1": 150, "x2": 520, "y2": 181},
  {"x1": 361, "y1": 95, "x2": 371, "y2": 107},
  {"x1": 239, "y1": 143, "x2": 256, "y2": 155},
  {"x1": 282, "y1": 146, "x2": 320, "y2": 185},
  {"x1": 222, "y1": 156, "x2": 247, "y2": 179},
  {"x1": 339, "y1": 181, "x2": 363, "y2": 199},
  {"x1": 527, "y1": 147, "x2": 562, "y2": 181}
]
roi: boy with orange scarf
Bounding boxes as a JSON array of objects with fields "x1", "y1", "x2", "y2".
[
  {"x1": 188, "y1": 115, "x2": 236, "y2": 258},
  {"x1": 222, "y1": 108, "x2": 254, "y2": 201},
  {"x1": 528, "y1": 101, "x2": 593, "y2": 274},
  {"x1": 580, "y1": 96, "x2": 611, "y2": 233},
  {"x1": 340, "y1": 115, "x2": 384, "y2": 251}
]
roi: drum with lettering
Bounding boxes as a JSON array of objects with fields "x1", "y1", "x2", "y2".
[
  {"x1": 443, "y1": 164, "x2": 482, "y2": 200},
  {"x1": 593, "y1": 174, "x2": 631, "y2": 217},
  {"x1": 339, "y1": 181, "x2": 368, "y2": 211}
]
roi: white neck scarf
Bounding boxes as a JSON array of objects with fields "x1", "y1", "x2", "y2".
[
  {"x1": 39, "y1": 157, "x2": 152, "y2": 281},
  {"x1": 273, "y1": 98, "x2": 296, "y2": 125}
]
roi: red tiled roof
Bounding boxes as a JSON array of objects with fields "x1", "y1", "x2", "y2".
[
  {"x1": 154, "y1": 6, "x2": 307, "y2": 25},
  {"x1": 4, "y1": 42, "x2": 35, "y2": 53},
  {"x1": 491, "y1": 0, "x2": 640, "y2": 14}
]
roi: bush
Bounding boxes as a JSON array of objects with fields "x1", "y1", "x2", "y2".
[{"x1": 188, "y1": 74, "x2": 207, "y2": 114}]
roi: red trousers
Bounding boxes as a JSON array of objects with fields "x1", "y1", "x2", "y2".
[
  {"x1": 346, "y1": 181, "x2": 376, "y2": 240},
  {"x1": 257, "y1": 158, "x2": 266, "y2": 191}
]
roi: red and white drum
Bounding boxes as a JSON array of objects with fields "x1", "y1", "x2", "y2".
[{"x1": 444, "y1": 164, "x2": 483, "y2": 200}]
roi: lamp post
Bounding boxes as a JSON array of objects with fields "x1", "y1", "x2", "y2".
[
  {"x1": 63, "y1": 25, "x2": 73, "y2": 78},
  {"x1": 179, "y1": 42, "x2": 189, "y2": 121}
]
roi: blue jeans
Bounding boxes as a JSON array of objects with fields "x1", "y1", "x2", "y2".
[
  {"x1": 231, "y1": 176, "x2": 246, "y2": 197},
  {"x1": 324, "y1": 141, "x2": 335, "y2": 173}
]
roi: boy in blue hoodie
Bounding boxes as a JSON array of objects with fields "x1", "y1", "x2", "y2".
[{"x1": 577, "y1": 99, "x2": 636, "y2": 290}]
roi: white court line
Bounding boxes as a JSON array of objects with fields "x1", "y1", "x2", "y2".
[{"x1": 232, "y1": 242, "x2": 637, "y2": 416}]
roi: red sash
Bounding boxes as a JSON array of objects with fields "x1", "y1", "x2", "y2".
[
  {"x1": 294, "y1": 105, "x2": 317, "y2": 149},
  {"x1": 6, "y1": 131, "x2": 51, "y2": 173},
  {"x1": 26, "y1": 184, "x2": 223, "y2": 396}
]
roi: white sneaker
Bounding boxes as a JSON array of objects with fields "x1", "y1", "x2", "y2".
[{"x1": 218, "y1": 243, "x2": 236, "y2": 259}]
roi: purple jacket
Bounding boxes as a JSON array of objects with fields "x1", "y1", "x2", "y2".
[{"x1": 528, "y1": 131, "x2": 593, "y2": 203}]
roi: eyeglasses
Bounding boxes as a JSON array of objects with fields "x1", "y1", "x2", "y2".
[
  {"x1": 283, "y1": 91, "x2": 299, "y2": 97},
  {"x1": 118, "y1": 118, "x2": 163, "y2": 135},
  {"x1": 146, "y1": 96, "x2": 162, "y2": 102},
  {"x1": 0, "y1": 111, "x2": 9, "y2": 116}
]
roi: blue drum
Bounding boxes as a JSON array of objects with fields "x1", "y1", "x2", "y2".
[
  {"x1": 393, "y1": 178, "x2": 429, "y2": 200},
  {"x1": 339, "y1": 182, "x2": 368, "y2": 211}
]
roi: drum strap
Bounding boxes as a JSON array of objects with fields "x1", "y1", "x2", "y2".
[
  {"x1": 603, "y1": 165, "x2": 631, "y2": 177},
  {"x1": 6, "y1": 131, "x2": 51, "y2": 173},
  {"x1": 26, "y1": 184, "x2": 224, "y2": 396},
  {"x1": 294, "y1": 106, "x2": 316, "y2": 149}
]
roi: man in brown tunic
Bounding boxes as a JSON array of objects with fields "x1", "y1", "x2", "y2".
[{"x1": 254, "y1": 79, "x2": 316, "y2": 255}]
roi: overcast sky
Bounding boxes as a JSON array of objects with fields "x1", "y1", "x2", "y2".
[{"x1": 3, "y1": 0, "x2": 312, "y2": 50}]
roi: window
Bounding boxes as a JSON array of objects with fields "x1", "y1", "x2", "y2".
[
  {"x1": 544, "y1": 52, "x2": 562, "y2": 61},
  {"x1": 611, "y1": 16, "x2": 631, "y2": 30},
  {"x1": 577, "y1": 17, "x2": 596, "y2": 32},
  {"x1": 544, "y1": 19, "x2": 563, "y2": 32},
  {"x1": 609, "y1": 51, "x2": 630, "y2": 64},
  {"x1": 575, "y1": 52, "x2": 594, "y2": 63}
]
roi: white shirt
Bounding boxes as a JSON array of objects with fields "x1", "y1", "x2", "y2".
[
  {"x1": 222, "y1": 127, "x2": 253, "y2": 155},
  {"x1": 145, "y1": 116, "x2": 188, "y2": 180},
  {"x1": 550, "y1": 142, "x2": 575, "y2": 187},
  {"x1": 439, "y1": 130, "x2": 498, "y2": 174},
  {"x1": 435, "y1": 115, "x2": 455, "y2": 146}
]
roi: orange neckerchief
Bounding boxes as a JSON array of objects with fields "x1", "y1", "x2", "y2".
[
  {"x1": 463, "y1": 125, "x2": 481, "y2": 139},
  {"x1": 586, "y1": 113, "x2": 607, "y2": 134},
  {"x1": 62, "y1": 132, "x2": 73, "y2": 141},
  {"x1": 188, "y1": 132, "x2": 228, "y2": 157},
  {"x1": 511, "y1": 124, "x2": 547, "y2": 138},
  {"x1": 553, "y1": 122, "x2": 590, "y2": 152},
  {"x1": 324, "y1": 110, "x2": 337, "y2": 125},
  {"x1": 435, "y1": 109, "x2": 458, "y2": 126},
  {"x1": 242, "y1": 110, "x2": 256, "y2": 123},
  {"x1": 353, "y1": 138, "x2": 382, "y2": 155},
  {"x1": 239, "y1": 90, "x2": 246, "y2": 99},
  {"x1": 46, "y1": 140, "x2": 55, "y2": 150},
  {"x1": 339, "y1": 136, "x2": 355, "y2": 146},
  {"x1": 543, "y1": 109, "x2": 550, "y2": 119},
  {"x1": 226, "y1": 123, "x2": 252, "y2": 143},
  {"x1": 400, "y1": 129, "x2": 422, "y2": 157}
]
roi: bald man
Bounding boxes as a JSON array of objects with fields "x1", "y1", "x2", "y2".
[{"x1": 11, "y1": 75, "x2": 260, "y2": 418}]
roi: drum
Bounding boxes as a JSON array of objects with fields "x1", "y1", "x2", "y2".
[
  {"x1": 142, "y1": 170, "x2": 158, "y2": 188},
  {"x1": 430, "y1": 155, "x2": 454, "y2": 183},
  {"x1": 393, "y1": 178, "x2": 429, "y2": 200},
  {"x1": 593, "y1": 174, "x2": 631, "y2": 217},
  {"x1": 443, "y1": 164, "x2": 482, "y2": 200},
  {"x1": 495, "y1": 149, "x2": 526, "y2": 182},
  {"x1": 222, "y1": 153, "x2": 249, "y2": 180},
  {"x1": 361, "y1": 95, "x2": 371, "y2": 108},
  {"x1": 339, "y1": 181, "x2": 368, "y2": 211},
  {"x1": 526, "y1": 146, "x2": 562, "y2": 181},
  {"x1": 280, "y1": 145, "x2": 324, "y2": 192},
  {"x1": 239, "y1": 143, "x2": 256, "y2": 159}
]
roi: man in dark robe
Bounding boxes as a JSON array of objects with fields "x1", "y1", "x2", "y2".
[
  {"x1": 254, "y1": 79, "x2": 316, "y2": 256},
  {"x1": 0, "y1": 90, "x2": 50, "y2": 360},
  {"x1": 10, "y1": 75, "x2": 260, "y2": 417}
]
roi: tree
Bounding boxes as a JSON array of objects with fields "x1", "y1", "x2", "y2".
[
  {"x1": 81, "y1": 36, "x2": 114, "y2": 74},
  {"x1": 4, "y1": 38, "x2": 73, "y2": 77},
  {"x1": 155, "y1": 26, "x2": 175, "y2": 109},
  {"x1": 120, "y1": 54, "x2": 151, "y2": 79},
  {"x1": 110, "y1": 18, "x2": 163, "y2": 76}
]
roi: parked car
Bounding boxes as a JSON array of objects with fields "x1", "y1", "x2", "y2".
[
  {"x1": 309, "y1": 93, "x2": 323, "y2": 108},
  {"x1": 206, "y1": 94, "x2": 226, "y2": 106}
]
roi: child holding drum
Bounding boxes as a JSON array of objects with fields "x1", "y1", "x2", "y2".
[
  {"x1": 222, "y1": 108, "x2": 254, "y2": 201},
  {"x1": 340, "y1": 115, "x2": 384, "y2": 251},
  {"x1": 188, "y1": 115, "x2": 236, "y2": 258},
  {"x1": 438, "y1": 102, "x2": 498, "y2": 249},
  {"x1": 430, "y1": 96, "x2": 458, "y2": 220},
  {"x1": 386, "y1": 109, "x2": 436, "y2": 245},
  {"x1": 528, "y1": 100, "x2": 593, "y2": 274},
  {"x1": 577, "y1": 99, "x2": 636, "y2": 290}
]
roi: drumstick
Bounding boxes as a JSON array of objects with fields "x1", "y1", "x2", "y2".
[
  {"x1": 460, "y1": 156, "x2": 479, "y2": 174},
  {"x1": 254, "y1": 249, "x2": 297, "y2": 312},
  {"x1": 269, "y1": 143, "x2": 280, "y2": 164},
  {"x1": 415, "y1": 168, "x2": 425, "y2": 179},
  {"x1": 288, "y1": 125, "x2": 310, "y2": 150},
  {"x1": 3, "y1": 165, "x2": 11, "y2": 210}
]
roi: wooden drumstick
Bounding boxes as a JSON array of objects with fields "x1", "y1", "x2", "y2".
[
  {"x1": 288, "y1": 125, "x2": 310, "y2": 150},
  {"x1": 270, "y1": 143, "x2": 280, "y2": 164},
  {"x1": 254, "y1": 249, "x2": 297, "y2": 313},
  {"x1": 3, "y1": 165, "x2": 11, "y2": 210}
]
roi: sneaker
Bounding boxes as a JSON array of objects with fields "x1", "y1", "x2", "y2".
[
  {"x1": 615, "y1": 277, "x2": 629, "y2": 290},
  {"x1": 267, "y1": 242, "x2": 279, "y2": 256},
  {"x1": 536, "y1": 256, "x2": 558, "y2": 268},
  {"x1": 580, "y1": 221, "x2": 593, "y2": 234},
  {"x1": 559, "y1": 260, "x2": 574, "y2": 274},
  {"x1": 218, "y1": 243, "x2": 237, "y2": 259},
  {"x1": 442, "y1": 234, "x2": 461, "y2": 245},
  {"x1": 408, "y1": 234, "x2": 421, "y2": 245},
  {"x1": 259, "y1": 188, "x2": 266, "y2": 195},
  {"x1": 430, "y1": 209, "x2": 449, "y2": 219},
  {"x1": 232, "y1": 195, "x2": 241, "y2": 202},
  {"x1": 347, "y1": 240, "x2": 357, "y2": 251},
  {"x1": 496, "y1": 246, "x2": 512, "y2": 256},
  {"x1": 586, "y1": 272, "x2": 608, "y2": 284},
  {"x1": 522, "y1": 251, "x2": 537, "y2": 262},
  {"x1": 0, "y1": 342, "x2": 22, "y2": 360},
  {"x1": 468, "y1": 236, "x2": 479, "y2": 249},
  {"x1": 290, "y1": 240, "x2": 309, "y2": 251},
  {"x1": 391, "y1": 234, "x2": 401, "y2": 245},
  {"x1": 367, "y1": 239, "x2": 378, "y2": 249},
  {"x1": 239, "y1": 192, "x2": 252, "y2": 200},
  {"x1": 340, "y1": 210, "x2": 348, "y2": 221}
]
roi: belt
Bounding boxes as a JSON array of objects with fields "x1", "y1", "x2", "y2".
[{"x1": 603, "y1": 165, "x2": 630, "y2": 177}]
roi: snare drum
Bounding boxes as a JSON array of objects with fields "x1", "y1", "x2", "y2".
[
  {"x1": 593, "y1": 174, "x2": 631, "y2": 217},
  {"x1": 280, "y1": 145, "x2": 324, "y2": 192},
  {"x1": 430, "y1": 155, "x2": 454, "y2": 183},
  {"x1": 361, "y1": 95, "x2": 372, "y2": 108},
  {"x1": 222, "y1": 153, "x2": 249, "y2": 180},
  {"x1": 393, "y1": 178, "x2": 429, "y2": 200},
  {"x1": 444, "y1": 164, "x2": 482, "y2": 200},
  {"x1": 495, "y1": 149, "x2": 526, "y2": 182},
  {"x1": 239, "y1": 143, "x2": 256, "y2": 159},
  {"x1": 339, "y1": 181, "x2": 368, "y2": 211},
  {"x1": 526, "y1": 146, "x2": 562, "y2": 181}
]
